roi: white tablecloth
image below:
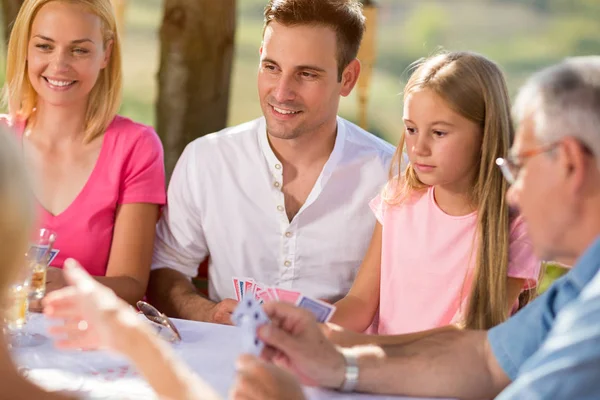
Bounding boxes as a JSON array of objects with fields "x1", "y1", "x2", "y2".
[{"x1": 12, "y1": 313, "x2": 443, "y2": 400}]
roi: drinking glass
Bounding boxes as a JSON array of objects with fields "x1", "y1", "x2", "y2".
[{"x1": 28, "y1": 229, "x2": 57, "y2": 300}]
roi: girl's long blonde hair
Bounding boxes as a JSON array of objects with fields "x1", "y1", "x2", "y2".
[
  {"x1": 387, "y1": 51, "x2": 522, "y2": 330},
  {"x1": 2, "y1": 0, "x2": 122, "y2": 143},
  {"x1": 0, "y1": 127, "x2": 34, "y2": 297}
]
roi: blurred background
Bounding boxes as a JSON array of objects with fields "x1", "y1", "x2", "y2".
[
  {"x1": 2, "y1": 0, "x2": 599, "y2": 288},
  {"x1": 2, "y1": 0, "x2": 598, "y2": 145}
]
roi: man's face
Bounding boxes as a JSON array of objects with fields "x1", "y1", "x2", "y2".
[
  {"x1": 507, "y1": 115, "x2": 571, "y2": 261},
  {"x1": 257, "y1": 22, "x2": 350, "y2": 140}
]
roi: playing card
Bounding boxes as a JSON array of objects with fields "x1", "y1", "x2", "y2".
[
  {"x1": 267, "y1": 287, "x2": 279, "y2": 301},
  {"x1": 233, "y1": 277, "x2": 244, "y2": 301},
  {"x1": 244, "y1": 279, "x2": 256, "y2": 299},
  {"x1": 29, "y1": 245, "x2": 60, "y2": 264},
  {"x1": 256, "y1": 288, "x2": 273, "y2": 304},
  {"x1": 296, "y1": 295, "x2": 336, "y2": 323},
  {"x1": 275, "y1": 288, "x2": 301, "y2": 304},
  {"x1": 232, "y1": 297, "x2": 270, "y2": 355}
]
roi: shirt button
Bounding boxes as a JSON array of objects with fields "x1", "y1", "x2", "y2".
[
  {"x1": 277, "y1": 205, "x2": 284, "y2": 212},
  {"x1": 275, "y1": 164, "x2": 282, "y2": 170},
  {"x1": 285, "y1": 232, "x2": 292, "y2": 238},
  {"x1": 274, "y1": 182, "x2": 281, "y2": 188},
  {"x1": 284, "y1": 261, "x2": 291, "y2": 267}
]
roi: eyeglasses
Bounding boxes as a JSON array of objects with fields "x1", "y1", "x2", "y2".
[
  {"x1": 495, "y1": 142, "x2": 561, "y2": 185},
  {"x1": 496, "y1": 139, "x2": 594, "y2": 185}
]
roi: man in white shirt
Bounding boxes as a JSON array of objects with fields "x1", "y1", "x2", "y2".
[{"x1": 147, "y1": 0, "x2": 395, "y2": 324}]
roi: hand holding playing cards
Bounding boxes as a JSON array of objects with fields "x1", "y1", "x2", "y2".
[
  {"x1": 258, "y1": 302, "x2": 346, "y2": 389},
  {"x1": 205, "y1": 298, "x2": 238, "y2": 325},
  {"x1": 231, "y1": 354, "x2": 306, "y2": 400},
  {"x1": 43, "y1": 258, "x2": 139, "y2": 352}
]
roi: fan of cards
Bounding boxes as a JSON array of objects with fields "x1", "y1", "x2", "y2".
[
  {"x1": 232, "y1": 277, "x2": 336, "y2": 323},
  {"x1": 231, "y1": 282, "x2": 337, "y2": 357}
]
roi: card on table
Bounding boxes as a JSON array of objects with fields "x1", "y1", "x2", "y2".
[{"x1": 296, "y1": 295, "x2": 336, "y2": 323}]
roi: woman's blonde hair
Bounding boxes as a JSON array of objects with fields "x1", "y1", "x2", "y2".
[
  {"x1": 387, "y1": 51, "x2": 524, "y2": 330},
  {"x1": 2, "y1": 0, "x2": 122, "y2": 143},
  {"x1": 0, "y1": 127, "x2": 34, "y2": 297}
]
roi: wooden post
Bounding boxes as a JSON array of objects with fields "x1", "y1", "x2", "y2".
[
  {"x1": 357, "y1": 2, "x2": 378, "y2": 130},
  {"x1": 156, "y1": 0, "x2": 236, "y2": 178},
  {"x1": 1, "y1": 0, "x2": 25, "y2": 42}
]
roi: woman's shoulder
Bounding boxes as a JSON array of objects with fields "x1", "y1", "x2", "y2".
[{"x1": 106, "y1": 115, "x2": 163, "y2": 152}]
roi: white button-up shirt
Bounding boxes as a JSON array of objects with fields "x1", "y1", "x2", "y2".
[{"x1": 152, "y1": 117, "x2": 395, "y2": 302}]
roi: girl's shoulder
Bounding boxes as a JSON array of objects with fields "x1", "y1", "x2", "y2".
[
  {"x1": 508, "y1": 212, "x2": 529, "y2": 239},
  {"x1": 380, "y1": 174, "x2": 428, "y2": 207}
]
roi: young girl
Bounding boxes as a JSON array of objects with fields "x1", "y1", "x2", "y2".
[
  {"x1": 1, "y1": 0, "x2": 166, "y2": 304},
  {"x1": 330, "y1": 51, "x2": 541, "y2": 339}
]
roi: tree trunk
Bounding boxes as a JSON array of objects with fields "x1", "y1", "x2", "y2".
[
  {"x1": 1, "y1": 0, "x2": 24, "y2": 43},
  {"x1": 156, "y1": 0, "x2": 236, "y2": 178}
]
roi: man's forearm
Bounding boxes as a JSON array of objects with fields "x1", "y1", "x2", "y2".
[
  {"x1": 147, "y1": 268, "x2": 215, "y2": 321},
  {"x1": 354, "y1": 330, "x2": 509, "y2": 400}
]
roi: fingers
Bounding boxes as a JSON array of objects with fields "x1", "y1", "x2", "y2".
[
  {"x1": 53, "y1": 335, "x2": 100, "y2": 351},
  {"x1": 236, "y1": 354, "x2": 260, "y2": 369},
  {"x1": 47, "y1": 319, "x2": 100, "y2": 350},
  {"x1": 29, "y1": 298, "x2": 44, "y2": 313},
  {"x1": 231, "y1": 355, "x2": 266, "y2": 400},
  {"x1": 258, "y1": 323, "x2": 301, "y2": 360},
  {"x1": 47, "y1": 319, "x2": 89, "y2": 336},
  {"x1": 62, "y1": 259, "x2": 95, "y2": 292},
  {"x1": 223, "y1": 298, "x2": 239, "y2": 309},
  {"x1": 43, "y1": 288, "x2": 81, "y2": 318},
  {"x1": 262, "y1": 302, "x2": 315, "y2": 333}
]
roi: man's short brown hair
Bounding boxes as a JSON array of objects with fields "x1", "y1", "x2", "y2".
[{"x1": 264, "y1": 0, "x2": 366, "y2": 81}]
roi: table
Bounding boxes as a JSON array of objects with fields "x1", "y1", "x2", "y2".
[{"x1": 12, "y1": 314, "x2": 443, "y2": 400}]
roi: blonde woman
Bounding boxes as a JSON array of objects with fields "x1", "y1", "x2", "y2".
[
  {"x1": 329, "y1": 51, "x2": 542, "y2": 342},
  {"x1": 2, "y1": 0, "x2": 166, "y2": 304}
]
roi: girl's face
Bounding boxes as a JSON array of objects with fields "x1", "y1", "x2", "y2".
[
  {"x1": 403, "y1": 89, "x2": 483, "y2": 193},
  {"x1": 27, "y1": 1, "x2": 112, "y2": 108}
]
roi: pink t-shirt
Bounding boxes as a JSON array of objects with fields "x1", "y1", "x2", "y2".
[
  {"x1": 5, "y1": 115, "x2": 166, "y2": 276},
  {"x1": 370, "y1": 185, "x2": 541, "y2": 335}
]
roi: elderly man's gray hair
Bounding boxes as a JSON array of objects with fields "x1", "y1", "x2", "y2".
[{"x1": 513, "y1": 56, "x2": 600, "y2": 167}]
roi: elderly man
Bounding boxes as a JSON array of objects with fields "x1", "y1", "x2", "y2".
[{"x1": 231, "y1": 56, "x2": 600, "y2": 399}]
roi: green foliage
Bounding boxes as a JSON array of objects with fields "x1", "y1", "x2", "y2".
[
  {"x1": 539, "y1": 263, "x2": 569, "y2": 293},
  {"x1": 404, "y1": 3, "x2": 450, "y2": 54}
]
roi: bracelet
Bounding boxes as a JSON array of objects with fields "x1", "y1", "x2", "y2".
[{"x1": 338, "y1": 348, "x2": 359, "y2": 392}]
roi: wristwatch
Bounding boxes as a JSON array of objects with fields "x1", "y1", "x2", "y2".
[{"x1": 338, "y1": 348, "x2": 360, "y2": 392}]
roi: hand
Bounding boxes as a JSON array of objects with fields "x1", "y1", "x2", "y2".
[
  {"x1": 204, "y1": 298, "x2": 238, "y2": 325},
  {"x1": 42, "y1": 258, "x2": 142, "y2": 352},
  {"x1": 28, "y1": 298, "x2": 44, "y2": 313},
  {"x1": 45, "y1": 266, "x2": 68, "y2": 293},
  {"x1": 258, "y1": 302, "x2": 346, "y2": 389},
  {"x1": 231, "y1": 354, "x2": 306, "y2": 400}
]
